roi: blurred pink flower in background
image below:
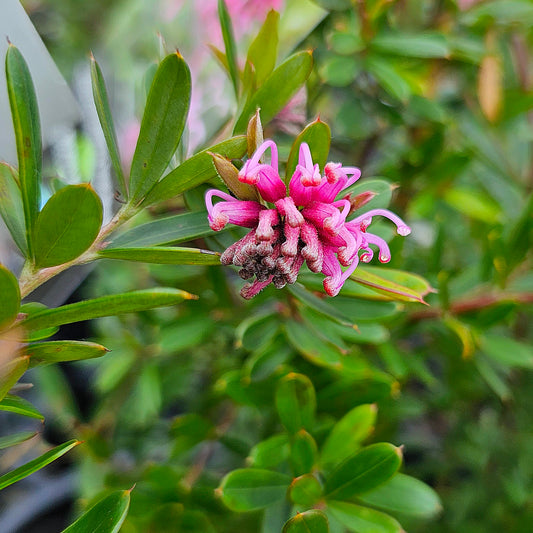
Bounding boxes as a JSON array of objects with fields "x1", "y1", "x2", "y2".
[{"x1": 118, "y1": 119, "x2": 141, "y2": 173}]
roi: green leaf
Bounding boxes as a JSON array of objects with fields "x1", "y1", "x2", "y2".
[
  {"x1": 0, "y1": 394, "x2": 44, "y2": 419},
  {"x1": 290, "y1": 430, "x2": 318, "y2": 477},
  {"x1": 475, "y1": 356, "x2": 511, "y2": 401},
  {"x1": 61, "y1": 489, "x2": 131, "y2": 533},
  {"x1": 444, "y1": 186, "x2": 502, "y2": 224},
  {"x1": 328, "y1": 501, "x2": 403, "y2": 533},
  {"x1": 0, "y1": 439, "x2": 80, "y2": 490},
  {"x1": 19, "y1": 302, "x2": 58, "y2": 341},
  {"x1": 505, "y1": 192, "x2": 533, "y2": 275},
  {"x1": 321, "y1": 404, "x2": 378, "y2": 469},
  {"x1": 320, "y1": 55, "x2": 359, "y2": 87},
  {"x1": 311, "y1": 0, "x2": 351, "y2": 10},
  {"x1": 275, "y1": 372, "x2": 316, "y2": 435},
  {"x1": 218, "y1": 0, "x2": 239, "y2": 97},
  {"x1": 479, "y1": 334, "x2": 533, "y2": 369},
  {"x1": 218, "y1": 468, "x2": 292, "y2": 511},
  {"x1": 244, "y1": 339, "x2": 294, "y2": 382},
  {"x1": 26, "y1": 340, "x2": 109, "y2": 367},
  {"x1": 0, "y1": 356, "x2": 29, "y2": 401},
  {"x1": 33, "y1": 184, "x2": 103, "y2": 267},
  {"x1": 0, "y1": 264, "x2": 20, "y2": 330},
  {"x1": 99, "y1": 246, "x2": 221, "y2": 265},
  {"x1": 0, "y1": 162, "x2": 27, "y2": 254},
  {"x1": 349, "y1": 267, "x2": 432, "y2": 304},
  {"x1": 247, "y1": 10, "x2": 280, "y2": 85},
  {"x1": 234, "y1": 51, "x2": 314, "y2": 133},
  {"x1": 0, "y1": 431, "x2": 37, "y2": 450},
  {"x1": 357, "y1": 473, "x2": 442, "y2": 519},
  {"x1": 365, "y1": 56, "x2": 412, "y2": 103},
  {"x1": 21, "y1": 288, "x2": 196, "y2": 331},
  {"x1": 247, "y1": 434, "x2": 290, "y2": 468},
  {"x1": 283, "y1": 510, "x2": 329, "y2": 533},
  {"x1": 171, "y1": 413, "x2": 213, "y2": 456},
  {"x1": 90, "y1": 55, "x2": 127, "y2": 198},
  {"x1": 343, "y1": 179, "x2": 394, "y2": 212},
  {"x1": 461, "y1": 0, "x2": 533, "y2": 27},
  {"x1": 109, "y1": 211, "x2": 213, "y2": 248},
  {"x1": 371, "y1": 32, "x2": 450, "y2": 58},
  {"x1": 325, "y1": 443, "x2": 402, "y2": 500},
  {"x1": 5, "y1": 44, "x2": 42, "y2": 257},
  {"x1": 285, "y1": 319, "x2": 344, "y2": 369},
  {"x1": 129, "y1": 53, "x2": 191, "y2": 202},
  {"x1": 288, "y1": 474, "x2": 323, "y2": 506},
  {"x1": 286, "y1": 118, "x2": 331, "y2": 180},
  {"x1": 288, "y1": 283, "x2": 354, "y2": 327},
  {"x1": 143, "y1": 136, "x2": 247, "y2": 206}
]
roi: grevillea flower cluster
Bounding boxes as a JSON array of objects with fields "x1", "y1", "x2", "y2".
[{"x1": 205, "y1": 140, "x2": 411, "y2": 299}]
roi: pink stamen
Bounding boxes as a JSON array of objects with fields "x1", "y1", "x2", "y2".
[
  {"x1": 275, "y1": 197, "x2": 305, "y2": 227},
  {"x1": 363, "y1": 232, "x2": 391, "y2": 263},
  {"x1": 351, "y1": 209, "x2": 411, "y2": 236}
]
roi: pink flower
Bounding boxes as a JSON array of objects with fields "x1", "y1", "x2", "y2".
[{"x1": 205, "y1": 140, "x2": 411, "y2": 299}]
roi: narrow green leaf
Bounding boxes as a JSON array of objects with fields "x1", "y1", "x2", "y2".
[
  {"x1": 286, "y1": 118, "x2": 331, "y2": 180},
  {"x1": 0, "y1": 439, "x2": 80, "y2": 491},
  {"x1": 99, "y1": 246, "x2": 221, "y2": 265},
  {"x1": 33, "y1": 184, "x2": 103, "y2": 267},
  {"x1": 0, "y1": 356, "x2": 29, "y2": 401},
  {"x1": 19, "y1": 302, "x2": 58, "y2": 341},
  {"x1": 444, "y1": 186, "x2": 502, "y2": 224},
  {"x1": 479, "y1": 334, "x2": 533, "y2": 369},
  {"x1": 357, "y1": 473, "x2": 442, "y2": 519},
  {"x1": 288, "y1": 283, "x2": 354, "y2": 327},
  {"x1": 349, "y1": 267, "x2": 432, "y2": 304},
  {"x1": 371, "y1": 32, "x2": 450, "y2": 58},
  {"x1": 283, "y1": 510, "x2": 329, "y2": 533},
  {"x1": 0, "y1": 162, "x2": 27, "y2": 254},
  {"x1": 288, "y1": 474, "x2": 323, "y2": 506},
  {"x1": 321, "y1": 404, "x2": 378, "y2": 469},
  {"x1": 61, "y1": 489, "x2": 131, "y2": 533},
  {"x1": 325, "y1": 443, "x2": 402, "y2": 500},
  {"x1": 247, "y1": 10, "x2": 280, "y2": 85},
  {"x1": 143, "y1": 136, "x2": 247, "y2": 206},
  {"x1": 505, "y1": 192, "x2": 533, "y2": 275},
  {"x1": 218, "y1": 0, "x2": 240, "y2": 97},
  {"x1": 365, "y1": 56, "x2": 411, "y2": 103},
  {"x1": 285, "y1": 319, "x2": 344, "y2": 369},
  {"x1": 21, "y1": 288, "x2": 196, "y2": 331},
  {"x1": 0, "y1": 394, "x2": 44, "y2": 419},
  {"x1": 247, "y1": 434, "x2": 290, "y2": 468},
  {"x1": 290, "y1": 430, "x2": 318, "y2": 477},
  {"x1": 109, "y1": 211, "x2": 213, "y2": 249},
  {"x1": 0, "y1": 264, "x2": 20, "y2": 330},
  {"x1": 328, "y1": 501, "x2": 403, "y2": 533},
  {"x1": 275, "y1": 372, "x2": 316, "y2": 435},
  {"x1": 475, "y1": 356, "x2": 511, "y2": 401},
  {"x1": 26, "y1": 340, "x2": 109, "y2": 367},
  {"x1": 129, "y1": 53, "x2": 191, "y2": 202},
  {"x1": 234, "y1": 51, "x2": 314, "y2": 133},
  {"x1": 0, "y1": 431, "x2": 37, "y2": 450},
  {"x1": 90, "y1": 55, "x2": 127, "y2": 198},
  {"x1": 219, "y1": 468, "x2": 292, "y2": 511},
  {"x1": 5, "y1": 44, "x2": 42, "y2": 257}
]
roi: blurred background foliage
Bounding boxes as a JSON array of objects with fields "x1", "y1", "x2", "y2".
[{"x1": 2, "y1": 0, "x2": 533, "y2": 531}]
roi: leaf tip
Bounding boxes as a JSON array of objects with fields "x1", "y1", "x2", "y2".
[
  {"x1": 395, "y1": 444, "x2": 404, "y2": 460},
  {"x1": 126, "y1": 483, "x2": 137, "y2": 494}
]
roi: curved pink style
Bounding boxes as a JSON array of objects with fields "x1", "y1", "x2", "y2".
[{"x1": 205, "y1": 140, "x2": 410, "y2": 298}]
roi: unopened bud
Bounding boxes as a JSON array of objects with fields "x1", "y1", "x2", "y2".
[
  {"x1": 347, "y1": 190, "x2": 376, "y2": 214},
  {"x1": 246, "y1": 109, "x2": 264, "y2": 159},
  {"x1": 210, "y1": 152, "x2": 259, "y2": 201}
]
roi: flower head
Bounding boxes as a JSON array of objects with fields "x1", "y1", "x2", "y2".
[{"x1": 205, "y1": 140, "x2": 410, "y2": 299}]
